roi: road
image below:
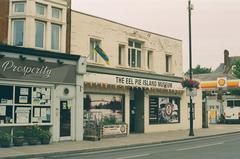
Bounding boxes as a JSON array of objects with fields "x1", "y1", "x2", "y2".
[{"x1": 39, "y1": 133, "x2": 240, "y2": 159}]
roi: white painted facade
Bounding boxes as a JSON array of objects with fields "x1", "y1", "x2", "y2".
[{"x1": 71, "y1": 11, "x2": 202, "y2": 133}]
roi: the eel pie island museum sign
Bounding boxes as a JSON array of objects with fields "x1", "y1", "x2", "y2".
[
  {"x1": 0, "y1": 57, "x2": 76, "y2": 84},
  {"x1": 85, "y1": 73, "x2": 182, "y2": 89}
]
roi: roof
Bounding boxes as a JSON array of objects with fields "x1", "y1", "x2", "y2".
[
  {"x1": 0, "y1": 44, "x2": 81, "y2": 61},
  {"x1": 194, "y1": 72, "x2": 237, "y2": 81}
]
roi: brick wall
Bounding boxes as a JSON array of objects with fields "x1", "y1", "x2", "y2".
[{"x1": 0, "y1": 0, "x2": 9, "y2": 44}]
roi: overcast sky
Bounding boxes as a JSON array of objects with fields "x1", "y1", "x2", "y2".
[{"x1": 72, "y1": 0, "x2": 240, "y2": 71}]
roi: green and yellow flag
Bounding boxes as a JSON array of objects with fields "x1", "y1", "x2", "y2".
[{"x1": 94, "y1": 45, "x2": 110, "y2": 65}]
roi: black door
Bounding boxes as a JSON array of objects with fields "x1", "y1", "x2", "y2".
[
  {"x1": 60, "y1": 101, "x2": 71, "y2": 137},
  {"x1": 130, "y1": 100, "x2": 136, "y2": 133}
]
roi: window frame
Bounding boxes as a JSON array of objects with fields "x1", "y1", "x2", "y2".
[
  {"x1": 128, "y1": 40, "x2": 142, "y2": 68},
  {"x1": 36, "y1": 3, "x2": 47, "y2": 17},
  {"x1": 89, "y1": 38, "x2": 101, "y2": 63},
  {"x1": 35, "y1": 20, "x2": 46, "y2": 49},
  {"x1": 13, "y1": 2, "x2": 25, "y2": 14},
  {"x1": 51, "y1": 24, "x2": 61, "y2": 51},
  {"x1": 147, "y1": 50, "x2": 153, "y2": 70},
  {"x1": 118, "y1": 44, "x2": 125, "y2": 66},
  {"x1": 52, "y1": 7, "x2": 62, "y2": 19},
  {"x1": 166, "y1": 54, "x2": 172, "y2": 73},
  {"x1": 12, "y1": 19, "x2": 25, "y2": 46}
]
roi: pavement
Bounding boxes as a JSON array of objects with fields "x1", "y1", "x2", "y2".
[{"x1": 1, "y1": 124, "x2": 240, "y2": 159}]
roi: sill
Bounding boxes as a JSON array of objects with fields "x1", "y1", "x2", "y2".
[{"x1": 87, "y1": 62, "x2": 105, "y2": 67}]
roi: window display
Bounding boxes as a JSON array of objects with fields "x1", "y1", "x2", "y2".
[
  {"x1": 0, "y1": 84, "x2": 52, "y2": 125},
  {"x1": 149, "y1": 96, "x2": 180, "y2": 124},
  {"x1": 84, "y1": 93, "x2": 124, "y2": 124}
]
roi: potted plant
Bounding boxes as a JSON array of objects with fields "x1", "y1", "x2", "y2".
[
  {"x1": 0, "y1": 132, "x2": 11, "y2": 148},
  {"x1": 24, "y1": 126, "x2": 40, "y2": 145},
  {"x1": 13, "y1": 129, "x2": 25, "y2": 146},
  {"x1": 39, "y1": 129, "x2": 52, "y2": 144}
]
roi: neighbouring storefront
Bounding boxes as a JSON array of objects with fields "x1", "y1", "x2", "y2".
[
  {"x1": 84, "y1": 65, "x2": 203, "y2": 135},
  {"x1": 0, "y1": 45, "x2": 85, "y2": 142}
]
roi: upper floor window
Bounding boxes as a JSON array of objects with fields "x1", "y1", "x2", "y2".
[
  {"x1": 12, "y1": 20, "x2": 24, "y2": 46},
  {"x1": 118, "y1": 45, "x2": 125, "y2": 65},
  {"x1": 166, "y1": 55, "x2": 172, "y2": 73},
  {"x1": 52, "y1": 7, "x2": 62, "y2": 19},
  {"x1": 51, "y1": 24, "x2": 61, "y2": 50},
  {"x1": 147, "y1": 50, "x2": 153, "y2": 70},
  {"x1": 128, "y1": 40, "x2": 142, "y2": 68},
  {"x1": 90, "y1": 38, "x2": 101, "y2": 63},
  {"x1": 35, "y1": 21, "x2": 45, "y2": 48},
  {"x1": 36, "y1": 3, "x2": 46, "y2": 16},
  {"x1": 13, "y1": 2, "x2": 25, "y2": 13}
]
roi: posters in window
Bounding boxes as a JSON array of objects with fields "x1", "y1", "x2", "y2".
[
  {"x1": 16, "y1": 107, "x2": 30, "y2": 124},
  {"x1": 84, "y1": 94, "x2": 123, "y2": 123},
  {"x1": 0, "y1": 106, "x2": 6, "y2": 116},
  {"x1": 149, "y1": 96, "x2": 180, "y2": 124}
]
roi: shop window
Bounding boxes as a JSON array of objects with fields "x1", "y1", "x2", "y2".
[
  {"x1": 12, "y1": 20, "x2": 24, "y2": 46},
  {"x1": 128, "y1": 40, "x2": 142, "y2": 68},
  {"x1": 36, "y1": 3, "x2": 47, "y2": 16},
  {"x1": 52, "y1": 7, "x2": 62, "y2": 19},
  {"x1": 147, "y1": 50, "x2": 153, "y2": 70},
  {"x1": 51, "y1": 24, "x2": 61, "y2": 50},
  {"x1": 35, "y1": 21, "x2": 46, "y2": 48},
  {"x1": 166, "y1": 55, "x2": 172, "y2": 73},
  {"x1": 84, "y1": 94, "x2": 124, "y2": 124},
  {"x1": 15, "y1": 86, "x2": 32, "y2": 104},
  {"x1": 89, "y1": 38, "x2": 101, "y2": 63},
  {"x1": 149, "y1": 96, "x2": 180, "y2": 124},
  {"x1": 0, "y1": 85, "x2": 51, "y2": 125},
  {"x1": 118, "y1": 44, "x2": 125, "y2": 65},
  {"x1": 13, "y1": 2, "x2": 25, "y2": 13}
]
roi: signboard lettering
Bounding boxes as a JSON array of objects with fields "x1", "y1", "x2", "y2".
[{"x1": 2, "y1": 60, "x2": 52, "y2": 78}]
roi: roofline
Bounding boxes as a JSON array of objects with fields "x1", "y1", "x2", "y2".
[
  {"x1": 0, "y1": 44, "x2": 81, "y2": 61},
  {"x1": 71, "y1": 10, "x2": 182, "y2": 42}
]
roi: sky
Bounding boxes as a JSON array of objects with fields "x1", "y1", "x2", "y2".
[{"x1": 72, "y1": 0, "x2": 240, "y2": 71}]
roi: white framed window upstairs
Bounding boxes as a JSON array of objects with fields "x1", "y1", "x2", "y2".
[
  {"x1": 35, "y1": 21, "x2": 46, "y2": 48},
  {"x1": 89, "y1": 38, "x2": 101, "y2": 63},
  {"x1": 166, "y1": 54, "x2": 172, "y2": 73},
  {"x1": 118, "y1": 44, "x2": 125, "y2": 66},
  {"x1": 13, "y1": 2, "x2": 25, "y2": 14},
  {"x1": 12, "y1": 19, "x2": 25, "y2": 46},
  {"x1": 52, "y1": 7, "x2": 62, "y2": 19},
  {"x1": 147, "y1": 50, "x2": 153, "y2": 70},
  {"x1": 128, "y1": 40, "x2": 142, "y2": 68},
  {"x1": 51, "y1": 24, "x2": 61, "y2": 51},
  {"x1": 36, "y1": 3, "x2": 47, "y2": 17}
]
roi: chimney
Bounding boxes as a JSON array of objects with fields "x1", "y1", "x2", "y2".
[{"x1": 224, "y1": 49, "x2": 229, "y2": 67}]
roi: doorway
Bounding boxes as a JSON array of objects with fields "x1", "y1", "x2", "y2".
[
  {"x1": 60, "y1": 100, "x2": 71, "y2": 139},
  {"x1": 129, "y1": 88, "x2": 144, "y2": 133}
]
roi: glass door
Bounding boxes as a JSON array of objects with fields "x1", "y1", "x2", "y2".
[{"x1": 60, "y1": 100, "x2": 71, "y2": 138}]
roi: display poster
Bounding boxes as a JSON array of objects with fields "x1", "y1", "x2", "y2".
[
  {"x1": 34, "y1": 107, "x2": 41, "y2": 117},
  {"x1": 16, "y1": 107, "x2": 30, "y2": 124},
  {"x1": 149, "y1": 96, "x2": 180, "y2": 124},
  {"x1": 19, "y1": 96, "x2": 28, "y2": 103},
  {"x1": 84, "y1": 94, "x2": 124, "y2": 123},
  {"x1": 20, "y1": 88, "x2": 29, "y2": 95},
  {"x1": 0, "y1": 106, "x2": 6, "y2": 116},
  {"x1": 41, "y1": 108, "x2": 47, "y2": 120}
]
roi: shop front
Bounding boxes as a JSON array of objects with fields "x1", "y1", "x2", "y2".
[
  {"x1": 0, "y1": 45, "x2": 85, "y2": 142},
  {"x1": 84, "y1": 65, "x2": 202, "y2": 135}
]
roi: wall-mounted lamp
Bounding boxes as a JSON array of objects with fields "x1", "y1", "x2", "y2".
[
  {"x1": 57, "y1": 59, "x2": 64, "y2": 65},
  {"x1": 0, "y1": 54, "x2": 5, "y2": 59},
  {"x1": 38, "y1": 57, "x2": 45, "y2": 63},
  {"x1": 19, "y1": 55, "x2": 26, "y2": 61}
]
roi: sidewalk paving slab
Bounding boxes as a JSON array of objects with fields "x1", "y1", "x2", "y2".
[{"x1": 1, "y1": 124, "x2": 240, "y2": 159}]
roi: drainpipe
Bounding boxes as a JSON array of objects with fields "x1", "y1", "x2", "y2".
[{"x1": 66, "y1": 0, "x2": 72, "y2": 54}]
